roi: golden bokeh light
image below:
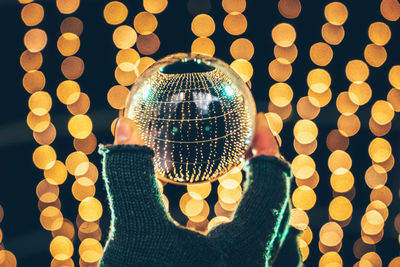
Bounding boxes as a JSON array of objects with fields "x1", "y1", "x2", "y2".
[
  {"x1": 28, "y1": 91, "x2": 52, "y2": 116},
  {"x1": 217, "y1": 184, "x2": 242, "y2": 204},
  {"x1": 57, "y1": 80, "x2": 81, "y2": 105},
  {"x1": 230, "y1": 38, "x2": 254, "y2": 60},
  {"x1": 369, "y1": 117, "x2": 391, "y2": 137},
  {"x1": 33, "y1": 123, "x2": 56, "y2": 145},
  {"x1": 66, "y1": 151, "x2": 89, "y2": 176},
  {"x1": 274, "y1": 44, "x2": 298, "y2": 64},
  {"x1": 336, "y1": 92, "x2": 359, "y2": 115},
  {"x1": 365, "y1": 165, "x2": 387, "y2": 190},
  {"x1": 191, "y1": 37, "x2": 215, "y2": 56},
  {"x1": 268, "y1": 102, "x2": 293, "y2": 120},
  {"x1": 32, "y1": 145, "x2": 57, "y2": 170},
  {"x1": 278, "y1": 0, "x2": 301, "y2": 19},
  {"x1": 293, "y1": 119, "x2": 318, "y2": 144},
  {"x1": 265, "y1": 112, "x2": 283, "y2": 135},
  {"x1": 321, "y1": 23, "x2": 345, "y2": 45},
  {"x1": 67, "y1": 92, "x2": 90, "y2": 115},
  {"x1": 268, "y1": 59, "x2": 292, "y2": 82},
  {"x1": 368, "y1": 137, "x2": 392, "y2": 163},
  {"x1": 289, "y1": 208, "x2": 309, "y2": 230},
  {"x1": 299, "y1": 226, "x2": 313, "y2": 245},
  {"x1": 368, "y1": 22, "x2": 391, "y2": 46},
  {"x1": 348, "y1": 82, "x2": 372, "y2": 106},
  {"x1": 223, "y1": 13, "x2": 247, "y2": 36},
  {"x1": 180, "y1": 193, "x2": 205, "y2": 217},
  {"x1": 137, "y1": 56, "x2": 155, "y2": 75},
  {"x1": 116, "y1": 48, "x2": 140, "y2": 71},
  {"x1": 292, "y1": 154, "x2": 316, "y2": 179},
  {"x1": 187, "y1": 182, "x2": 212, "y2": 200},
  {"x1": 191, "y1": 14, "x2": 215, "y2": 37},
  {"x1": 137, "y1": 33, "x2": 160, "y2": 55},
  {"x1": 272, "y1": 23, "x2": 296, "y2": 48},
  {"x1": 361, "y1": 210, "x2": 384, "y2": 235},
  {"x1": 337, "y1": 114, "x2": 360, "y2": 137},
  {"x1": 380, "y1": 0, "x2": 400, "y2": 21},
  {"x1": 329, "y1": 196, "x2": 353, "y2": 221},
  {"x1": 27, "y1": 111, "x2": 50, "y2": 132},
  {"x1": 324, "y1": 2, "x2": 348, "y2": 26},
  {"x1": 387, "y1": 88, "x2": 400, "y2": 112},
  {"x1": 78, "y1": 197, "x2": 103, "y2": 222},
  {"x1": 38, "y1": 199, "x2": 61, "y2": 213},
  {"x1": 134, "y1": 11, "x2": 158, "y2": 35},
  {"x1": 297, "y1": 96, "x2": 320, "y2": 120},
  {"x1": 389, "y1": 65, "x2": 400, "y2": 89},
  {"x1": 230, "y1": 59, "x2": 253, "y2": 82},
  {"x1": 103, "y1": 1, "x2": 128, "y2": 25},
  {"x1": 44, "y1": 160, "x2": 68, "y2": 185},
  {"x1": 107, "y1": 85, "x2": 130, "y2": 110},
  {"x1": 298, "y1": 238, "x2": 309, "y2": 261},
  {"x1": 294, "y1": 139, "x2": 317, "y2": 156},
  {"x1": 370, "y1": 186, "x2": 393, "y2": 206},
  {"x1": 24, "y1": 28, "x2": 47, "y2": 53},
  {"x1": 20, "y1": 50, "x2": 42, "y2": 72},
  {"x1": 308, "y1": 88, "x2": 332, "y2": 107},
  {"x1": 74, "y1": 133, "x2": 97, "y2": 155},
  {"x1": 76, "y1": 162, "x2": 99, "y2": 184},
  {"x1": 0, "y1": 250, "x2": 17, "y2": 267},
  {"x1": 79, "y1": 238, "x2": 103, "y2": 263},
  {"x1": 68, "y1": 114, "x2": 93, "y2": 139},
  {"x1": 187, "y1": 200, "x2": 210, "y2": 223},
  {"x1": 292, "y1": 186, "x2": 317, "y2": 210},
  {"x1": 50, "y1": 236, "x2": 74, "y2": 260},
  {"x1": 60, "y1": 17, "x2": 83, "y2": 36},
  {"x1": 61, "y1": 56, "x2": 85, "y2": 80},
  {"x1": 360, "y1": 252, "x2": 382, "y2": 267},
  {"x1": 310, "y1": 42, "x2": 333, "y2": 67},
  {"x1": 269, "y1": 83, "x2": 293, "y2": 107},
  {"x1": 78, "y1": 221, "x2": 102, "y2": 241},
  {"x1": 57, "y1": 33, "x2": 80, "y2": 57},
  {"x1": 371, "y1": 100, "x2": 395, "y2": 125},
  {"x1": 307, "y1": 68, "x2": 331, "y2": 93},
  {"x1": 72, "y1": 178, "x2": 96, "y2": 201},
  {"x1": 113, "y1": 25, "x2": 137, "y2": 49},
  {"x1": 364, "y1": 44, "x2": 387, "y2": 68},
  {"x1": 328, "y1": 150, "x2": 352, "y2": 173},
  {"x1": 207, "y1": 216, "x2": 230, "y2": 231},
  {"x1": 373, "y1": 153, "x2": 395, "y2": 172},
  {"x1": 345, "y1": 60, "x2": 370, "y2": 83},
  {"x1": 40, "y1": 206, "x2": 63, "y2": 231},
  {"x1": 222, "y1": 0, "x2": 246, "y2": 14},
  {"x1": 36, "y1": 179, "x2": 59, "y2": 203},
  {"x1": 331, "y1": 170, "x2": 354, "y2": 193},
  {"x1": 56, "y1": 0, "x2": 80, "y2": 14},
  {"x1": 114, "y1": 66, "x2": 138, "y2": 86},
  {"x1": 52, "y1": 218, "x2": 75, "y2": 240},
  {"x1": 326, "y1": 129, "x2": 349, "y2": 152},
  {"x1": 366, "y1": 200, "x2": 388, "y2": 221},
  {"x1": 319, "y1": 222, "x2": 343, "y2": 247},
  {"x1": 143, "y1": 0, "x2": 168, "y2": 14},
  {"x1": 21, "y1": 3, "x2": 44, "y2": 27},
  {"x1": 23, "y1": 70, "x2": 46, "y2": 94},
  {"x1": 319, "y1": 251, "x2": 343, "y2": 266}
]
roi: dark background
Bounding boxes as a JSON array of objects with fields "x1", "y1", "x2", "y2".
[{"x1": 0, "y1": 0, "x2": 399, "y2": 266}]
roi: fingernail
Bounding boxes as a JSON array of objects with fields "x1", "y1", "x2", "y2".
[{"x1": 116, "y1": 118, "x2": 130, "y2": 143}]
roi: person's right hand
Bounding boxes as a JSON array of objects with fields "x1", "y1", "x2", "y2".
[{"x1": 114, "y1": 117, "x2": 145, "y2": 146}]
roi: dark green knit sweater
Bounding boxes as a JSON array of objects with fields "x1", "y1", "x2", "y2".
[{"x1": 98, "y1": 144, "x2": 302, "y2": 267}]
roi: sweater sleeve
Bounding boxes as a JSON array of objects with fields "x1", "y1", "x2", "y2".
[{"x1": 206, "y1": 155, "x2": 292, "y2": 266}]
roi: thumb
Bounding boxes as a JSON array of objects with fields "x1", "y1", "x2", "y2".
[
  {"x1": 114, "y1": 117, "x2": 145, "y2": 145},
  {"x1": 252, "y1": 113, "x2": 279, "y2": 157}
]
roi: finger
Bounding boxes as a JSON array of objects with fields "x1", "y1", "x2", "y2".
[
  {"x1": 114, "y1": 117, "x2": 144, "y2": 145},
  {"x1": 252, "y1": 113, "x2": 279, "y2": 157}
]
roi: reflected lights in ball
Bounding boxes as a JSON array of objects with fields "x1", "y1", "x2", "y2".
[
  {"x1": 21, "y1": 3, "x2": 44, "y2": 26},
  {"x1": 78, "y1": 197, "x2": 103, "y2": 222},
  {"x1": 222, "y1": 0, "x2": 246, "y2": 13},
  {"x1": 310, "y1": 42, "x2": 333, "y2": 67},
  {"x1": 191, "y1": 37, "x2": 215, "y2": 56},
  {"x1": 113, "y1": 25, "x2": 137, "y2": 49},
  {"x1": 44, "y1": 160, "x2": 68, "y2": 185},
  {"x1": 292, "y1": 155, "x2": 316, "y2": 179},
  {"x1": 337, "y1": 114, "x2": 361, "y2": 137},
  {"x1": 36, "y1": 179, "x2": 59, "y2": 203},
  {"x1": 319, "y1": 252, "x2": 343, "y2": 266},
  {"x1": 321, "y1": 23, "x2": 345, "y2": 45},
  {"x1": 331, "y1": 170, "x2": 354, "y2": 193},
  {"x1": 269, "y1": 83, "x2": 293, "y2": 107},
  {"x1": 292, "y1": 186, "x2": 317, "y2": 210},
  {"x1": 366, "y1": 200, "x2": 389, "y2": 221},
  {"x1": 0, "y1": 250, "x2": 17, "y2": 267},
  {"x1": 66, "y1": 151, "x2": 89, "y2": 176},
  {"x1": 67, "y1": 92, "x2": 90, "y2": 115},
  {"x1": 329, "y1": 196, "x2": 353, "y2": 221},
  {"x1": 230, "y1": 38, "x2": 254, "y2": 60},
  {"x1": 72, "y1": 179, "x2": 96, "y2": 201},
  {"x1": 389, "y1": 65, "x2": 400, "y2": 89},
  {"x1": 328, "y1": 150, "x2": 352, "y2": 173},
  {"x1": 107, "y1": 85, "x2": 130, "y2": 110},
  {"x1": 368, "y1": 22, "x2": 391, "y2": 46},
  {"x1": 348, "y1": 82, "x2": 372, "y2": 106},
  {"x1": 268, "y1": 59, "x2": 292, "y2": 82},
  {"x1": 230, "y1": 59, "x2": 253, "y2": 82},
  {"x1": 191, "y1": 14, "x2": 215, "y2": 37},
  {"x1": 223, "y1": 13, "x2": 247, "y2": 35},
  {"x1": 56, "y1": 0, "x2": 80, "y2": 14},
  {"x1": 336, "y1": 92, "x2": 359, "y2": 115},
  {"x1": 103, "y1": 1, "x2": 128, "y2": 25},
  {"x1": 319, "y1": 222, "x2": 343, "y2": 247},
  {"x1": 50, "y1": 236, "x2": 74, "y2": 260},
  {"x1": 79, "y1": 238, "x2": 103, "y2": 263},
  {"x1": 24, "y1": 28, "x2": 47, "y2": 53},
  {"x1": 289, "y1": 208, "x2": 309, "y2": 230},
  {"x1": 27, "y1": 112, "x2": 50, "y2": 132},
  {"x1": 28, "y1": 91, "x2": 52, "y2": 116},
  {"x1": 278, "y1": 0, "x2": 301, "y2": 19},
  {"x1": 364, "y1": 44, "x2": 387, "y2": 68},
  {"x1": 57, "y1": 33, "x2": 80, "y2": 57},
  {"x1": 370, "y1": 186, "x2": 393, "y2": 206},
  {"x1": 61, "y1": 56, "x2": 84, "y2": 80},
  {"x1": 268, "y1": 102, "x2": 292, "y2": 120},
  {"x1": 40, "y1": 206, "x2": 63, "y2": 231},
  {"x1": 345, "y1": 60, "x2": 370, "y2": 83},
  {"x1": 307, "y1": 68, "x2": 331, "y2": 93},
  {"x1": 296, "y1": 96, "x2": 320, "y2": 120},
  {"x1": 20, "y1": 50, "x2": 43, "y2": 72},
  {"x1": 116, "y1": 49, "x2": 140, "y2": 71},
  {"x1": 33, "y1": 145, "x2": 57, "y2": 170},
  {"x1": 324, "y1": 2, "x2": 348, "y2": 25},
  {"x1": 274, "y1": 44, "x2": 297, "y2": 64},
  {"x1": 361, "y1": 210, "x2": 384, "y2": 235},
  {"x1": 33, "y1": 123, "x2": 56, "y2": 145},
  {"x1": 365, "y1": 165, "x2": 387, "y2": 190},
  {"x1": 134, "y1": 11, "x2": 158, "y2": 35},
  {"x1": 137, "y1": 33, "x2": 161, "y2": 55},
  {"x1": 271, "y1": 23, "x2": 296, "y2": 47},
  {"x1": 187, "y1": 182, "x2": 212, "y2": 200},
  {"x1": 187, "y1": 200, "x2": 210, "y2": 223},
  {"x1": 368, "y1": 137, "x2": 392, "y2": 163},
  {"x1": 60, "y1": 17, "x2": 83, "y2": 36},
  {"x1": 52, "y1": 218, "x2": 75, "y2": 240},
  {"x1": 294, "y1": 139, "x2": 317, "y2": 156},
  {"x1": 293, "y1": 120, "x2": 318, "y2": 144},
  {"x1": 23, "y1": 70, "x2": 46, "y2": 93}
]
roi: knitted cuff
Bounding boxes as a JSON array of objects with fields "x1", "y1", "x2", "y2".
[
  {"x1": 246, "y1": 155, "x2": 292, "y2": 182},
  {"x1": 98, "y1": 144, "x2": 154, "y2": 157}
]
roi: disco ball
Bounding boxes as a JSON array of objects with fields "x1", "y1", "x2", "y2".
[{"x1": 124, "y1": 53, "x2": 256, "y2": 184}]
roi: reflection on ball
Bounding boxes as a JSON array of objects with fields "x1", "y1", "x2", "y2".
[{"x1": 125, "y1": 53, "x2": 256, "y2": 184}]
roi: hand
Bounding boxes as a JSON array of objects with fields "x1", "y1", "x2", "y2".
[
  {"x1": 114, "y1": 117, "x2": 145, "y2": 145},
  {"x1": 246, "y1": 112, "x2": 280, "y2": 159}
]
